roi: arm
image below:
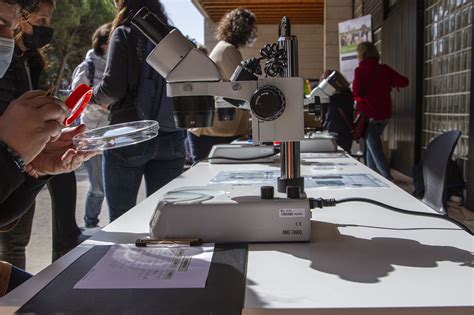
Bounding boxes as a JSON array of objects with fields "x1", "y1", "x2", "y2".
[
  {"x1": 387, "y1": 65, "x2": 409, "y2": 88},
  {"x1": 352, "y1": 66, "x2": 363, "y2": 103},
  {"x1": 0, "y1": 146, "x2": 24, "y2": 204},
  {"x1": 91, "y1": 27, "x2": 129, "y2": 105},
  {"x1": 0, "y1": 173, "x2": 48, "y2": 227},
  {"x1": 0, "y1": 146, "x2": 49, "y2": 227}
]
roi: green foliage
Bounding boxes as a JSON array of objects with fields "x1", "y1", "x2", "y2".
[{"x1": 43, "y1": 0, "x2": 115, "y2": 92}]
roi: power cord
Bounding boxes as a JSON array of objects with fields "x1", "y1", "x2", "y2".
[{"x1": 309, "y1": 197, "x2": 473, "y2": 236}]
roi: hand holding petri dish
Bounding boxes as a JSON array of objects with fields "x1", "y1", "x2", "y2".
[{"x1": 63, "y1": 85, "x2": 159, "y2": 151}]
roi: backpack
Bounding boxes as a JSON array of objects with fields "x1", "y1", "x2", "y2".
[
  {"x1": 85, "y1": 58, "x2": 95, "y2": 87},
  {"x1": 134, "y1": 40, "x2": 164, "y2": 121},
  {"x1": 69, "y1": 57, "x2": 95, "y2": 92}
]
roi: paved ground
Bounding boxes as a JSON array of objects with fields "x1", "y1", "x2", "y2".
[
  {"x1": 24, "y1": 167, "x2": 474, "y2": 275},
  {"x1": 25, "y1": 167, "x2": 146, "y2": 274}
]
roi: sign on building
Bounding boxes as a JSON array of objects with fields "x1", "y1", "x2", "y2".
[{"x1": 338, "y1": 15, "x2": 372, "y2": 83}]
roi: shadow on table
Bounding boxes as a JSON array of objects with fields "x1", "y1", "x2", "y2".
[{"x1": 251, "y1": 221, "x2": 473, "y2": 283}]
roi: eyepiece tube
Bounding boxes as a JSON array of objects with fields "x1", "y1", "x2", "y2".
[{"x1": 131, "y1": 7, "x2": 171, "y2": 45}]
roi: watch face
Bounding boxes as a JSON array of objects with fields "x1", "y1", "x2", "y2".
[{"x1": 73, "y1": 120, "x2": 159, "y2": 152}]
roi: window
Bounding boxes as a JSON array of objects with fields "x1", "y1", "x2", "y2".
[{"x1": 423, "y1": 0, "x2": 472, "y2": 176}]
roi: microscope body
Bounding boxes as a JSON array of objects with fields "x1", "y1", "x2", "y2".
[
  {"x1": 130, "y1": 8, "x2": 313, "y2": 243},
  {"x1": 143, "y1": 27, "x2": 304, "y2": 144}
]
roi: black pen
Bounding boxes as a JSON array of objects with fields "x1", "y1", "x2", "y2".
[{"x1": 135, "y1": 238, "x2": 203, "y2": 247}]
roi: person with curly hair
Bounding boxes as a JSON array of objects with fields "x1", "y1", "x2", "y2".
[{"x1": 187, "y1": 8, "x2": 257, "y2": 163}]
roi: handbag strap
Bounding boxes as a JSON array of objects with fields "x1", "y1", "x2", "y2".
[
  {"x1": 362, "y1": 63, "x2": 380, "y2": 98},
  {"x1": 337, "y1": 107, "x2": 353, "y2": 130}
]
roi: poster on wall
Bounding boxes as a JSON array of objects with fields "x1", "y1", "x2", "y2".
[{"x1": 338, "y1": 15, "x2": 372, "y2": 83}]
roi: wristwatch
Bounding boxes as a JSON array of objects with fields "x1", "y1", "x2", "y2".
[{"x1": 0, "y1": 141, "x2": 26, "y2": 173}]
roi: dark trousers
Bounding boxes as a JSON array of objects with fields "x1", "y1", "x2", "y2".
[
  {"x1": 48, "y1": 172, "x2": 82, "y2": 261},
  {"x1": 0, "y1": 172, "x2": 81, "y2": 267},
  {"x1": 187, "y1": 132, "x2": 238, "y2": 163}
]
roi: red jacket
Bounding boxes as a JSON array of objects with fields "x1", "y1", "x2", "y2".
[{"x1": 352, "y1": 58, "x2": 409, "y2": 120}]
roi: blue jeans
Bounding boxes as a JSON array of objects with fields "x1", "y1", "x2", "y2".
[
  {"x1": 83, "y1": 155, "x2": 104, "y2": 227},
  {"x1": 187, "y1": 132, "x2": 238, "y2": 163},
  {"x1": 103, "y1": 131, "x2": 186, "y2": 222},
  {"x1": 6, "y1": 266, "x2": 32, "y2": 294},
  {"x1": 365, "y1": 119, "x2": 392, "y2": 179}
]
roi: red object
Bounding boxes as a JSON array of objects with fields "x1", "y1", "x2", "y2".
[
  {"x1": 352, "y1": 58, "x2": 409, "y2": 120},
  {"x1": 64, "y1": 84, "x2": 93, "y2": 126}
]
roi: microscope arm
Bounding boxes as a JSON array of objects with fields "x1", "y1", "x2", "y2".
[{"x1": 167, "y1": 81, "x2": 257, "y2": 111}]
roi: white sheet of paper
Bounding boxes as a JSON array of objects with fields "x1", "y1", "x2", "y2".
[{"x1": 74, "y1": 244, "x2": 214, "y2": 289}]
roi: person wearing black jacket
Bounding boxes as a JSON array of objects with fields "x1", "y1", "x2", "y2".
[
  {"x1": 0, "y1": 0, "x2": 85, "y2": 268},
  {"x1": 320, "y1": 70, "x2": 354, "y2": 153},
  {"x1": 0, "y1": 0, "x2": 94, "y2": 295},
  {"x1": 91, "y1": 0, "x2": 186, "y2": 222}
]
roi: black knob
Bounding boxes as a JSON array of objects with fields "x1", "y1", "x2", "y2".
[
  {"x1": 250, "y1": 86, "x2": 285, "y2": 121},
  {"x1": 286, "y1": 186, "x2": 301, "y2": 199},
  {"x1": 261, "y1": 186, "x2": 274, "y2": 199}
]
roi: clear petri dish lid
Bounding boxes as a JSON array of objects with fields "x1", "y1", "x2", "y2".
[{"x1": 73, "y1": 120, "x2": 159, "y2": 151}]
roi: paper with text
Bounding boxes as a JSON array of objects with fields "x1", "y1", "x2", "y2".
[{"x1": 74, "y1": 244, "x2": 214, "y2": 289}]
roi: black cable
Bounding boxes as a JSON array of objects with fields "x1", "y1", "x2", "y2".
[
  {"x1": 191, "y1": 150, "x2": 280, "y2": 167},
  {"x1": 309, "y1": 197, "x2": 473, "y2": 236}
]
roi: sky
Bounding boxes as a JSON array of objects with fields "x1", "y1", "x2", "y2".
[{"x1": 161, "y1": 0, "x2": 205, "y2": 45}]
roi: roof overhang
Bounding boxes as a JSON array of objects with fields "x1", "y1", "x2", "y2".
[{"x1": 191, "y1": 0, "x2": 324, "y2": 25}]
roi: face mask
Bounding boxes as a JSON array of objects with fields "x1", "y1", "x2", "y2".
[
  {"x1": 0, "y1": 37, "x2": 15, "y2": 78},
  {"x1": 23, "y1": 24, "x2": 54, "y2": 49}
]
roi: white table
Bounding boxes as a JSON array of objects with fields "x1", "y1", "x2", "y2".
[{"x1": 1, "y1": 154, "x2": 473, "y2": 315}]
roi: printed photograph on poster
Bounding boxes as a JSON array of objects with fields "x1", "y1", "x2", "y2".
[{"x1": 338, "y1": 15, "x2": 372, "y2": 83}]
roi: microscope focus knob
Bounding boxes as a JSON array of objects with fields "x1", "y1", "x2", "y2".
[{"x1": 250, "y1": 86, "x2": 286, "y2": 121}]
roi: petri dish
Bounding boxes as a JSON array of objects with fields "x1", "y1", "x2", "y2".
[{"x1": 73, "y1": 120, "x2": 159, "y2": 151}]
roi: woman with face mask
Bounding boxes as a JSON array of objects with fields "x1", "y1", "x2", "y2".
[
  {"x1": 0, "y1": 0, "x2": 86, "y2": 269},
  {"x1": 187, "y1": 8, "x2": 257, "y2": 163}
]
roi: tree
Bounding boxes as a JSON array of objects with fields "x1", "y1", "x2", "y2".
[{"x1": 44, "y1": 0, "x2": 115, "y2": 93}]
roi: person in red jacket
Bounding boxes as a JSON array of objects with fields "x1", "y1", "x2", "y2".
[{"x1": 352, "y1": 42, "x2": 409, "y2": 180}]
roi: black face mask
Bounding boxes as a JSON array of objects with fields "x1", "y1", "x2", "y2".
[{"x1": 23, "y1": 24, "x2": 54, "y2": 49}]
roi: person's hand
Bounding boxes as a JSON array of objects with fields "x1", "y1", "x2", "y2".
[
  {"x1": 26, "y1": 124, "x2": 98, "y2": 178},
  {"x1": 0, "y1": 90, "x2": 68, "y2": 164}
]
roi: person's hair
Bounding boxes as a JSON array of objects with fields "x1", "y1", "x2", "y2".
[
  {"x1": 17, "y1": 0, "x2": 56, "y2": 68},
  {"x1": 111, "y1": 0, "x2": 170, "y2": 34},
  {"x1": 92, "y1": 23, "x2": 112, "y2": 56},
  {"x1": 4, "y1": 0, "x2": 38, "y2": 9},
  {"x1": 216, "y1": 8, "x2": 256, "y2": 48},
  {"x1": 197, "y1": 44, "x2": 208, "y2": 55},
  {"x1": 20, "y1": 0, "x2": 55, "y2": 21},
  {"x1": 357, "y1": 42, "x2": 380, "y2": 61}
]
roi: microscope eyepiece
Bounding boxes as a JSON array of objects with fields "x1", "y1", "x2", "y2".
[{"x1": 131, "y1": 7, "x2": 171, "y2": 45}]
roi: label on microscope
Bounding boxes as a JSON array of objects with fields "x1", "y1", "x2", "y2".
[{"x1": 279, "y1": 208, "x2": 306, "y2": 218}]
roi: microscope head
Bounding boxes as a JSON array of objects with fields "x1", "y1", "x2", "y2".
[
  {"x1": 131, "y1": 7, "x2": 220, "y2": 128},
  {"x1": 308, "y1": 70, "x2": 350, "y2": 104}
]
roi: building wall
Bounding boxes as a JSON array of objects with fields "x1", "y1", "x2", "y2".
[
  {"x1": 382, "y1": 0, "x2": 421, "y2": 175},
  {"x1": 203, "y1": 18, "x2": 324, "y2": 80},
  {"x1": 423, "y1": 0, "x2": 472, "y2": 179},
  {"x1": 324, "y1": 0, "x2": 353, "y2": 71}
]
